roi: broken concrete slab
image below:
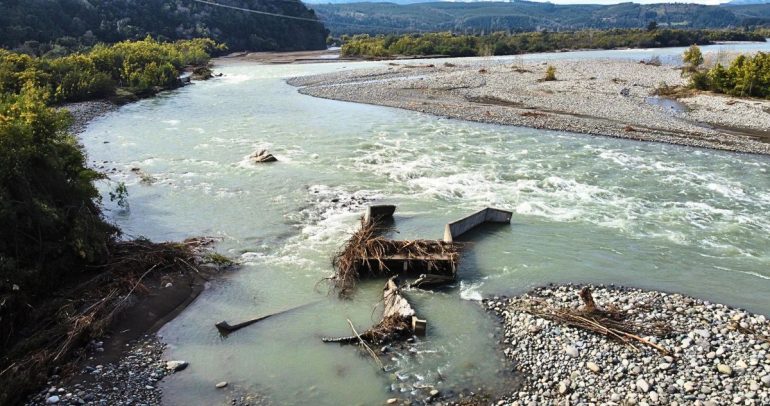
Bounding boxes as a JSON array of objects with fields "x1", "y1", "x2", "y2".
[{"x1": 443, "y1": 208, "x2": 512, "y2": 243}]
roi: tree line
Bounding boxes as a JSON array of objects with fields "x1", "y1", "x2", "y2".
[
  {"x1": 340, "y1": 29, "x2": 767, "y2": 58},
  {"x1": 0, "y1": 37, "x2": 222, "y2": 103}
]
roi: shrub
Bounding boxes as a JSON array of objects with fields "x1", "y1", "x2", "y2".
[
  {"x1": 543, "y1": 65, "x2": 557, "y2": 81},
  {"x1": 0, "y1": 85, "x2": 117, "y2": 296},
  {"x1": 0, "y1": 37, "x2": 220, "y2": 104},
  {"x1": 683, "y1": 45, "x2": 704, "y2": 70}
]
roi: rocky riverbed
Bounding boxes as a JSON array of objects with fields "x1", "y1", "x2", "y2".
[
  {"x1": 25, "y1": 336, "x2": 170, "y2": 406},
  {"x1": 61, "y1": 100, "x2": 119, "y2": 134},
  {"x1": 484, "y1": 285, "x2": 770, "y2": 405},
  {"x1": 25, "y1": 335, "x2": 266, "y2": 406},
  {"x1": 289, "y1": 59, "x2": 770, "y2": 155}
]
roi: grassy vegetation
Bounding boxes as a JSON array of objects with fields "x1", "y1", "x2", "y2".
[{"x1": 340, "y1": 29, "x2": 767, "y2": 58}]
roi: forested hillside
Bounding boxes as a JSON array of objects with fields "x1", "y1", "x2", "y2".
[
  {"x1": 0, "y1": 0, "x2": 328, "y2": 55},
  {"x1": 314, "y1": 1, "x2": 770, "y2": 36}
]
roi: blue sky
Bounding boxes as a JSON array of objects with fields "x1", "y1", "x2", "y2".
[{"x1": 470, "y1": 0, "x2": 728, "y2": 4}]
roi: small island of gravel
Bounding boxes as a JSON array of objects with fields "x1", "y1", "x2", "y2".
[
  {"x1": 483, "y1": 285, "x2": 770, "y2": 405},
  {"x1": 289, "y1": 59, "x2": 770, "y2": 155}
]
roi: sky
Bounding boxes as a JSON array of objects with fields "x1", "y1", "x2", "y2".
[
  {"x1": 444, "y1": 0, "x2": 732, "y2": 4},
  {"x1": 551, "y1": 0, "x2": 726, "y2": 3}
]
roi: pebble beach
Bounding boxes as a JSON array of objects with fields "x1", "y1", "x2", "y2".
[
  {"x1": 483, "y1": 285, "x2": 770, "y2": 405},
  {"x1": 289, "y1": 59, "x2": 770, "y2": 155}
]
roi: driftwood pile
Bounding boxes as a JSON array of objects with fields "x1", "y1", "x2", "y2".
[
  {"x1": 0, "y1": 238, "x2": 221, "y2": 404},
  {"x1": 331, "y1": 218, "x2": 458, "y2": 298},
  {"x1": 514, "y1": 287, "x2": 673, "y2": 355}
]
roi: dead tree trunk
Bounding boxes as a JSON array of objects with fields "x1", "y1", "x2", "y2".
[
  {"x1": 323, "y1": 277, "x2": 421, "y2": 345},
  {"x1": 579, "y1": 286, "x2": 598, "y2": 313}
]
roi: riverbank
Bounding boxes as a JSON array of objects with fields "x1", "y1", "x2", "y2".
[
  {"x1": 483, "y1": 285, "x2": 770, "y2": 405},
  {"x1": 289, "y1": 59, "x2": 770, "y2": 155},
  {"x1": 11, "y1": 93, "x2": 224, "y2": 406}
]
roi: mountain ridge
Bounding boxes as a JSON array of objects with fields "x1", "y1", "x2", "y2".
[
  {"x1": 313, "y1": 1, "x2": 770, "y2": 35},
  {"x1": 0, "y1": 0, "x2": 328, "y2": 54}
]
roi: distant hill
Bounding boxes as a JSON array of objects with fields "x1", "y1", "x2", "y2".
[
  {"x1": 727, "y1": 0, "x2": 770, "y2": 5},
  {"x1": 313, "y1": 1, "x2": 770, "y2": 35},
  {"x1": 0, "y1": 0, "x2": 328, "y2": 54}
]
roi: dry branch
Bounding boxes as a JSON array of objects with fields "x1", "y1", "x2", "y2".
[
  {"x1": 0, "y1": 237, "x2": 222, "y2": 404},
  {"x1": 514, "y1": 287, "x2": 673, "y2": 355}
]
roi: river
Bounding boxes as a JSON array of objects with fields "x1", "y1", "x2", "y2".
[{"x1": 78, "y1": 43, "x2": 770, "y2": 405}]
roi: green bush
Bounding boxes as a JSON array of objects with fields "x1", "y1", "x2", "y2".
[
  {"x1": 0, "y1": 37, "x2": 221, "y2": 103},
  {"x1": 0, "y1": 85, "x2": 117, "y2": 296},
  {"x1": 688, "y1": 51, "x2": 770, "y2": 98}
]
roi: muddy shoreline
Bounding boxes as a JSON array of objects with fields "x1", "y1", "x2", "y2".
[
  {"x1": 289, "y1": 59, "x2": 770, "y2": 155},
  {"x1": 20, "y1": 100, "x2": 221, "y2": 406}
]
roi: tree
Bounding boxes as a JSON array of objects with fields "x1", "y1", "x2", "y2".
[
  {"x1": 683, "y1": 44, "x2": 704, "y2": 70},
  {"x1": 647, "y1": 21, "x2": 658, "y2": 31}
]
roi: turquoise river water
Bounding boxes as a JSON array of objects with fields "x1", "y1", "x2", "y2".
[{"x1": 78, "y1": 43, "x2": 770, "y2": 405}]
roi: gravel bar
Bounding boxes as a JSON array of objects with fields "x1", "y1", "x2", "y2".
[
  {"x1": 60, "y1": 100, "x2": 119, "y2": 134},
  {"x1": 25, "y1": 336, "x2": 170, "y2": 406},
  {"x1": 289, "y1": 59, "x2": 770, "y2": 155},
  {"x1": 484, "y1": 285, "x2": 770, "y2": 405}
]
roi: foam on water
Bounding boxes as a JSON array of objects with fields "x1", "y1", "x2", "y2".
[{"x1": 459, "y1": 280, "x2": 485, "y2": 301}]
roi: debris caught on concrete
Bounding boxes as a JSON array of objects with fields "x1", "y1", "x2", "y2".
[
  {"x1": 323, "y1": 277, "x2": 420, "y2": 345},
  {"x1": 330, "y1": 208, "x2": 459, "y2": 297}
]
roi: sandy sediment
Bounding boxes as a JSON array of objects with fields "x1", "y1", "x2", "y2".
[{"x1": 288, "y1": 59, "x2": 770, "y2": 155}]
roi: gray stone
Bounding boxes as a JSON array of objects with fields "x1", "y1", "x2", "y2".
[
  {"x1": 587, "y1": 362, "x2": 601, "y2": 373},
  {"x1": 46, "y1": 396, "x2": 60, "y2": 404},
  {"x1": 637, "y1": 378, "x2": 650, "y2": 393},
  {"x1": 564, "y1": 345, "x2": 579, "y2": 358},
  {"x1": 717, "y1": 364, "x2": 732, "y2": 376},
  {"x1": 166, "y1": 360, "x2": 188, "y2": 372},
  {"x1": 216, "y1": 381, "x2": 227, "y2": 389}
]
